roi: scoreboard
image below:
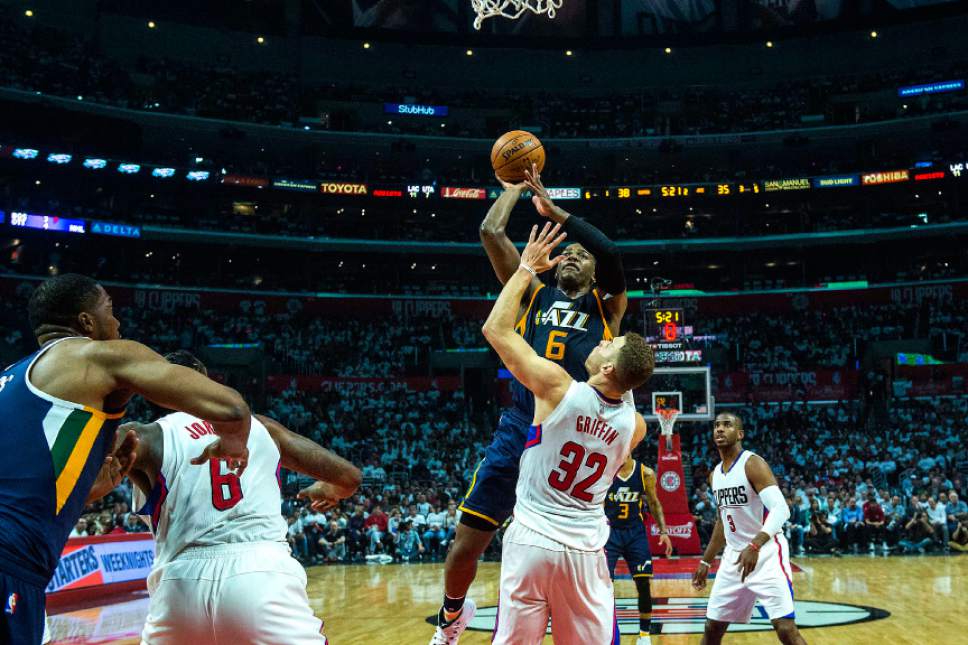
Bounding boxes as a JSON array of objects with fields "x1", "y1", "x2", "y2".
[{"x1": 645, "y1": 308, "x2": 703, "y2": 364}]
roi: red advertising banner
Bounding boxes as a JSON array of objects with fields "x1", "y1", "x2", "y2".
[
  {"x1": 221, "y1": 174, "x2": 269, "y2": 188},
  {"x1": 441, "y1": 186, "x2": 487, "y2": 200},
  {"x1": 654, "y1": 434, "x2": 701, "y2": 555}
]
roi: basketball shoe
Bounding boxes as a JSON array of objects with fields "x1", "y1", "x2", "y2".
[
  {"x1": 429, "y1": 599, "x2": 476, "y2": 645},
  {"x1": 637, "y1": 636, "x2": 652, "y2": 645}
]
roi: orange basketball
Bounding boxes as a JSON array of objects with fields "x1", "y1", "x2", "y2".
[{"x1": 490, "y1": 130, "x2": 545, "y2": 183}]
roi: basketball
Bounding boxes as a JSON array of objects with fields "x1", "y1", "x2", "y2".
[{"x1": 490, "y1": 130, "x2": 546, "y2": 183}]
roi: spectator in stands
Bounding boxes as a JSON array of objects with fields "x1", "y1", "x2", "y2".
[
  {"x1": 946, "y1": 491, "x2": 968, "y2": 534},
  {"x1": 898, "y1": 510, "x2": 936, "y2": 554},
  {"x1": 365, "y1": 504, "x2": 389, "y2": 554},
  {"x1": 926, "y1": 497, "x2": 950, "y2": 547},
  {"x1": 69, "y1": 518, "x2": 89, "y2": 538},
  {"x1": 840, "y1": 497, "x2": 865, "y2": 553},
  {"x1": 787, "y1": 495, "x2": 809, "y2": 555},
  {"x1": 950, "y1": 519, "x2": 968, "y2": 553},
  {"x1": 805, "y1": 505, "x2": 837, "y2": 554},
  {"x1": 442, "y1": 501, "x2": 459, "y2": 550},
  {"x1": 406, "y1": 504, "x2": 427, "y2": 534},
  {"x1": 395, "y1": 521, "x2": 424, "y2": 562},
  {"x1": 319, "y1": 520, "x2": 347, "y2": 563},
  {"x1": 287, "y1": 515, "x2": 309, "y2": 562},
  {"x1": 863, "y1": 492, "x2": 887, "y2": 553},
  {"x1": 885, "y1": 497, "x2": 907, "y2": 549},
  {"x1": 423, "y1": 505, "x2": 447, "y2": 558},
  {"x1": 347, "y1": 504, "x2": 367, "y2": 561}
]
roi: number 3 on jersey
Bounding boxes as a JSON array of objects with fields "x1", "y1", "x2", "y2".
[
  {"x1": 545, "y1": 330, "x2": 567, "y2": 360},
  {"x1": 548, "y1": 441, "x2": 608, "y2": 502},
  {"x1": 210, "y1": 460, "x2": 244, "y2": 510}
]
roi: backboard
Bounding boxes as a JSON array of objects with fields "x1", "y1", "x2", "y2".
[{"x1": 640, "y1": 366, "x2": 713, "y2": 422}]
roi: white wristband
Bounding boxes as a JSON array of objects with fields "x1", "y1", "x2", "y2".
[
  {"x1": 519, "y1": 263, "x2": 537, "y2": 277},
  {"x1": 700, "y1": 560, "x2": 712, "y2": 568}
]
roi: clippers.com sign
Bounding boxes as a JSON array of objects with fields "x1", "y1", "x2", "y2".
[{"x1": 442, "y1": 186, "x2": 487, "y2": 200}]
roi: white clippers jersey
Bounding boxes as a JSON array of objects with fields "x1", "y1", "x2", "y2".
[
  {"x1": 513, "y1": 381, "x2": 636, "y2": 551},
  {"x1": 711, "y1": 450, "x2": 766, "y2": 552},
  {"x1": 134, "y1": 413, "x2": 288, "y2": 570}
]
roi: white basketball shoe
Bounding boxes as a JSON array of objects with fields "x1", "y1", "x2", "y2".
[{"x1": 429, "y1": 599, "x2": 477, "y2": 645}]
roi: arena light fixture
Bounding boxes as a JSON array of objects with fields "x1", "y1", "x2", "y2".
[
  {"x1": 766, "y1": 41, "x2": 773, "y2": 48},
  {"x1": 870, "y1": 31, "x2": 878, "y2": 39},
  {"x1": 363, "y1": 42, "x2": 371, "y2": 49},
  {"x1": 147, "y1": 20, "x2": 156, "y2": 29},
  {"x1": 466, "y1": 49, "x2": 474, "y2": 56},
  {"x1": 565, "y1": 50, "x2": 573, "y2": 56},
  {"x1": 664, "y1": 47, "x2": 672, "y2": 54},
  {"x1": 257, "y1": 36, "x2": 265, "y2": 44},
  {"x1": 25, "y1": 9, "x2": 33, "y2": 18}
]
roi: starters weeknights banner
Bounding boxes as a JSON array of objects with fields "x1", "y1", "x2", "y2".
[{"x1": 46, "y1": 534, "x2": 154, "y2": 594}]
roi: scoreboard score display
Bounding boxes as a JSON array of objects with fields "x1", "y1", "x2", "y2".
[{"x1": 646, "y1": 308, "x2": 703, "y2": 364}]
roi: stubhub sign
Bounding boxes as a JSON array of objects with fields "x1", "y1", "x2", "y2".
[{"x1": 384, "y1": 103, "x2": 449, "y2": 117}]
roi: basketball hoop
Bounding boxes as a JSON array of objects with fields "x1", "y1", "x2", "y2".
[
  {"x1": 656, "y1": 407, "x2": 679, "y2": 451},
  {"x1": 471, "y1": 0, "x2": 563, "y2": 30}
]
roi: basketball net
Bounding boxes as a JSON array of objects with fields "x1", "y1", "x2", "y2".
[
  {"x1": 471, "y1": 0, "x2": 563, "y2": 30},
  {"x1": 657, "y1": 408, "x2": 679, "y2": 451}
]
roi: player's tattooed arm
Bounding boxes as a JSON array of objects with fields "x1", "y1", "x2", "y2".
[
  {"x1": 483, "y1": 223, "x2": 572, "y2": 406},
  {"x1": 643, "y1": 464, "x2": 674, "y2": 557},
  {"x1": 257, "y1": 414, "x2": 361, "y2": 499}
]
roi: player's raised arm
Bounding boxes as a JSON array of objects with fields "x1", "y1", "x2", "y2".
[
  {"x1": 480, "y1": 175, "x2": 541, "y2": 293},
  {"x1": 524, "y1": 163, "x2": 628, "y2": 322},
  {"x1": 256, "y1": 414, "x2": 362, "y2": 505},
  {"x1": 482, "y1": 222, "x2": 572, "y2": 404},
  {"x1": 87, "y1": 340, "x2": 251, "y2": 465}
]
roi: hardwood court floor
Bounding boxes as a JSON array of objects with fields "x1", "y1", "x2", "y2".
[{"x1": 48, "y1": 554, "x2": 968, "y2": 644}]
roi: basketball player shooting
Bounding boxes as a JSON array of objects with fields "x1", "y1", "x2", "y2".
[
  {"x1": 482, "y1": 222, "x2": 654, "y2": 643},
  {"x1": 121, "y1": 351, "x2": 361, "y2": 644},
  {"x1": 691, "y1": 413, "x2": 807, "y2": 645},
  {"x1": 0, "y1": 274, "x2": 250, "y2": 645},
  {"x1": 431, "y1": 162, "x2": 628, "y2": 643},
  {"x1": 604, "y1": 454, "x2": 674, "y2": 645}
]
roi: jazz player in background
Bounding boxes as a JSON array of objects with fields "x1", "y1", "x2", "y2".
[
  {"x1": 691, "y1": 413, "x2": 807, "y2": 645},
  {"x1": 430, "y1": 163, "x2": 628, "y2": 643},
  {"x1": 123, "y1": 351, "x2": 362, "y2": 644},
  {"x1": 0, "y1": 274, "x2": 250, "y2": 645},
  {"x1": 483, "y1": 223, "x2": 654, "y2": 643},
  {"x1": 604, "y1": 453, "x2": 674, "y2": 645}
]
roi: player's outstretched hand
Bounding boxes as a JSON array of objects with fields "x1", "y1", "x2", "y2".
[
  {"x1": 736, "y1": 546, "x2": 759, "y2": 582},
  {"x1": 523, "y1": 161, "x2": 559, "y2": 220},
  {"x1": 190, "y1": 437, "x2": 249, "y2": 475},
  {"x1": 495, "y1": 172, "x2": 527, "y2": 193},
  {"x1": 692, "y1": 561, "x2": 709, "y2": 591},
  {"x1": 297, "y1": 481, "x2": 344, "y2": 512},
  {"x1": 520, "y1": 222, "x2": 567, "y2": 274}
]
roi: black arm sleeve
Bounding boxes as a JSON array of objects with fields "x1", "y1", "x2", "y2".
[{"x1": 562, "y1": 215, "x2": 626, "y2": 295}]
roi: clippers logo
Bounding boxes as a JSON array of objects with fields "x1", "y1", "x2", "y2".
[
  {"x1": 535, "y1": 301, "x2": 590, "y2": 332},
  {"x1": 660, "y1": 471, "x2": 681, "y2": 493},
  {"x1": 5, "y1": 592, "x2": 17, "y2": 615}
]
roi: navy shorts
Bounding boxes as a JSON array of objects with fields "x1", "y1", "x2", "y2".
[
  {"x1": 0, "y1": 571, "x2": 46, "y2": 645},
  {"x1": 458, "y1": 409, "x2": 530, "y2": 530},
  {"x1": 606, "y1": 525, "x2": 653, "y2": 580}
]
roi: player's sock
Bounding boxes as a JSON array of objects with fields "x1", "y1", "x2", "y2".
[
  {"x1": 442, "y1": 594, "x2": 465, "y2": 623},
  {"x1": 635, "y1": 576, "x2": 654, "y2": 634}
]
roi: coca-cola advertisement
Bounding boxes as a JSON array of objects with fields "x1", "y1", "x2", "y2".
[{"x1": 441, "y1": 186, "x2": 487, "y2": 200}]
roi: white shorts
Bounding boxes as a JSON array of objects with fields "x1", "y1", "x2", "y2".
[
  {"x1": 141, "y1": 542, "x2": 326, "y2": 645},
  {"x1": 493, "y1": 522, "x2": 619, "y2": 645},
  {"x1": 706, "y1": 536, "x2": 796, "y2": 624}
]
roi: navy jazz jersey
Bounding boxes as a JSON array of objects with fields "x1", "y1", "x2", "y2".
[
  {"x1": 0, "y1": 338, "x2": 125, "y2": 587},
  {"x1": 510, "y1": 282, "x2": 614, "y2": 417},
  {"x1": 605, "y1": 460, "x2": 650, "y2": 530}
]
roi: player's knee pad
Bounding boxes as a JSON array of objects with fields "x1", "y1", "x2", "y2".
[{"x1": 634, "y1": 577, "x2": 653, "y2": 613}]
